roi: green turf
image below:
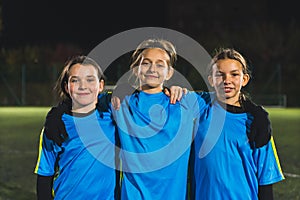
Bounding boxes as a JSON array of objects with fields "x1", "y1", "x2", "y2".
[
  {"x1": 0, "y1": 107, "x2": 299, "y2": 199},
  {"x1": 266, "y1": 108, "x2": 300, "y2": 200},
  {"x1": 0, "y1": 107, "x2": 49, "y2": 200}
]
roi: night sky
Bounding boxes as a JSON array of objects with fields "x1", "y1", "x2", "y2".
[
  {"x1": 2, "y1": 0, "x2": 167, "y2": 49},
  {"x1": 1, "y1": 0, "x2": 300, "y2": 106},
  {"x1": 2, "y1": 0, "x2": 300, "y2": 49}
]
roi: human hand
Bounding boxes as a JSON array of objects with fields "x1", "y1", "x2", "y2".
[
  {"x1": 164, "y1": 86, "x2": 188, "y2": 104},
  {"x1": 111, "y1": 83, "x2": 136, "y2": 110},
  {"x1": 111, "y1": 96, "x2": 121, "y2": 110}
]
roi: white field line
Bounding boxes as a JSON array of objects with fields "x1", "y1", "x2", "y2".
[{"x1": 284, "y1": 172, "x2": 300, "y2": 178}]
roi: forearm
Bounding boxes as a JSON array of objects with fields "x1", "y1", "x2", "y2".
[
  {"x1": 258, "y1": 184, "x2": 274, "y2": 200},
  {"x1": 37, "y1": 175, "x2": 54, "y2": 200}
]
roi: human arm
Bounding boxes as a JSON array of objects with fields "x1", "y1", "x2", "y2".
[
  {"x1": 37, "y1": 175, "x2": 53, "y2": 200},
  {"x1": 111, "y1": 83, "x2": 186, "y2": 110},
  {"x1": 163, "y1": 86, "x2": 188, "y2": 104},
  {"x1": 258, "y1": 184, "x2": 274, "y2": 200},
  {"x1": 96, "y1": 92, "x2": 112, "y2": 112},
  {"x1": 243, "y1": 98, "x2": 271, "y2": 148},
  {"x1": 43, "y1": 99, "x2": 71, "y2": 146},
  {"x1": 35, "y1": 131, "x2": 58, "y2": 200},
  {"x1": 44, "y1": 92, "x2": 112, "y2": 145},
  {"x1": 110, "y1": 82, "x2": 137, "y2": 110},
  {"x1": 255, "y1": 137, "x2": 285, "y2": 199}
]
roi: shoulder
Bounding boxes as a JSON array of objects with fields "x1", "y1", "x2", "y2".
[
  {"x1": 182, "y1": 91, "x2": 216, "y2": 107},
  {"x1": 195, "y1": 91, "x2": 216, "y2": 104}
]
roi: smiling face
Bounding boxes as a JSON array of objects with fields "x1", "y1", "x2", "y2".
[
  {"x1": 208, "y1": 58, "x2": 250, "y2": 106},
  {"x1": 65, "y1": 63, "x2": 104, "y2": 113},
  {"x1": 135, "y1": 48, "x2": 174, "y2": 94}
]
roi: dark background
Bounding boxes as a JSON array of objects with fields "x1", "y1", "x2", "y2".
[{"x1": 1, "y1": 0, "x2": 299, "y2": 106}]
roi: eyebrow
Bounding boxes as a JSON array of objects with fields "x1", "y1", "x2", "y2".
[
  {"x1": 142, "y1": 57, "x2": 168, "y2": 63},
  {"x1": 69, "y1": 75, "x2": 97, "y2": 78},
  {"x1": 216, "y1": 69, "x2": 240, "y2": 73}
]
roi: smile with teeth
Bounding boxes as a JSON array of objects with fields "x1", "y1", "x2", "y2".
[{"x1": 223, "y1": 87, "x2": 233, "y2": 93}]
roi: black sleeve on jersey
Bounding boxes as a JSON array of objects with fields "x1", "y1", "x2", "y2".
[
  {"x1": 258, "y1": 184, "x2": 274, "y2": 200},
  {"x1": 96, "y1": 92, "x2": 112, "y2": 113},
  {"x1": 37, "y1": 175, "x2": 54, "y2": 200},
  {"x1": 196, "y1": 91, "x2": 212, "y2": 105},
  {"x1": 243, "y1": 98, "x2": 272, "y2": 149},
  {"x1": 43, "y1": 99, "x2": 71, "y2": 146}
]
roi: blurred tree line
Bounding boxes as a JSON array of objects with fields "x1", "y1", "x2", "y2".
[
  {"x1": 166, "y1": 0, "x2": 300, "y2": 107},
  {"x1": 0, "y1": 0, "x2": 299, "y2": 107}
]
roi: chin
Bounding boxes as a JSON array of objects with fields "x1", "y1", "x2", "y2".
[{"x1": 143, "y1": 83, "x2": 161, "y2": 88}]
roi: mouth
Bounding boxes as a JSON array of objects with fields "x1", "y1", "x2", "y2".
[
  {"x1": 144, "y1": 74, "x2": 159, "y2": 79},
  {"x1": 224, "y1": 87, "x2": 233, "y2": 93},
  {"x1": 77, "y1": 93, "x2": 90, "y2": 96},
  {"x1": 220, "y1": 86, "x2": 234, "y2": 93}
]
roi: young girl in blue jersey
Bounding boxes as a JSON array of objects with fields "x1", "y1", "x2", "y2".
[
  {"x1": 112, "y1": 38, "x2": 201, "y2": 200},
  {"x1": 34, "y1": 55, "x2": 117, "y2": 199},
  {"x1": 191, "y1": 48, "x2": 285, "y2": 200},
  {"x1": 40, "y1": 41, "x2": 276, "y2": 200}
]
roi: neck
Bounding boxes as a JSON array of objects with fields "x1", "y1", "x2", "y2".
[
  {"x1": 72, "y1": 103, "x2": 96, "y2": 114},
  {"x1": 216, "y1": 95, "x2": 241, "y2": 107},
  {"x1": 71, "y1": 109, "x2": 95, "y2": 117},
  {"x1": 140, "y1": 85, "x2": 163, "y2": 94}
]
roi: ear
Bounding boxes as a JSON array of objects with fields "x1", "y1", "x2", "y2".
[
  {"x1": 242, "y1": 74, "x2": 250, "y2": 87},
  {"x1": 208, "y1": 75, "x2": 214, "y2": 87},
  {"x1": 165, "y1": 66, "x2": 174, "y2": 81},
  {"x1": 64, "y1": 82, "x2": 69, "y2": 94},
  {"x1": 99, "y1": 79, "x2": 104, "y2": 93}
]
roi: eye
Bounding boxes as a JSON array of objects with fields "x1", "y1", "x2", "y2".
[
  {"x1": 215, "y1": 72, "x2": 223, "y2": 77},
  {"x1": 87, "y1": 77, "x2": 96, "y2": 82},
  {"x1": 141, "y1": 61, "x2": 151, "y2": 67},
  {"x1": 156, "y1": 63, "x2": 166, "y2": 68},
  {"x1": 70, "y1": 78, "x2": 78, "y2": 83}
]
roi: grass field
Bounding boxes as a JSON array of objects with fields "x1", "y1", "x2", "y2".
[{"x1": 0, "y1": 107, "x2": 299, "y2": 200}]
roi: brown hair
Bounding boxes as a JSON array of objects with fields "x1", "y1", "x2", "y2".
[
  {"x1": 208, "y1": 48, "x2": 251, "y2": 77},
  {"x1": 208, "y1": 47, "x2": 252, "y2": 103},
  {"x1": 55, "y1": 55, "x2": 105, "y2": 100}
]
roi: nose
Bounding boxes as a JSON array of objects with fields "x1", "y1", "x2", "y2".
[
  {"x1": 78, "y1": 80, "x2": 87, "y2": 89},
  {"x1": 148, "y1": 63, "x2": 156, "y2": 72},
  {"x1": 223, "y1": 74, "x2": 231, "y2": 84}
]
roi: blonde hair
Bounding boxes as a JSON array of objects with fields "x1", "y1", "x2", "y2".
[{"x1": 128, "y1": 38, "x2": 177, "y2": 87}]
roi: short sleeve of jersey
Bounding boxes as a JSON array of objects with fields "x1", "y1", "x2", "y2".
[
  {"x1": 180, "y1": 91, "x2": 209, "y2": 118},
  {"x1": 34, "y1": 128, "x2": 60, "y2": 176},
  {"x1": 255, "y1": 136, "x2": 285, "y2": 185}
]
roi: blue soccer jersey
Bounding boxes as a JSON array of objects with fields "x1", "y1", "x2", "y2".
[
  {"x1": 112, "y1": 91, "x2": 200, "y2": 200},
  {"x1": 34, "y1": 110, "x2": 117, "y2": 199},
  {"x1": 192, "y1": 92, "x2": 285, "y2": 200}
]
